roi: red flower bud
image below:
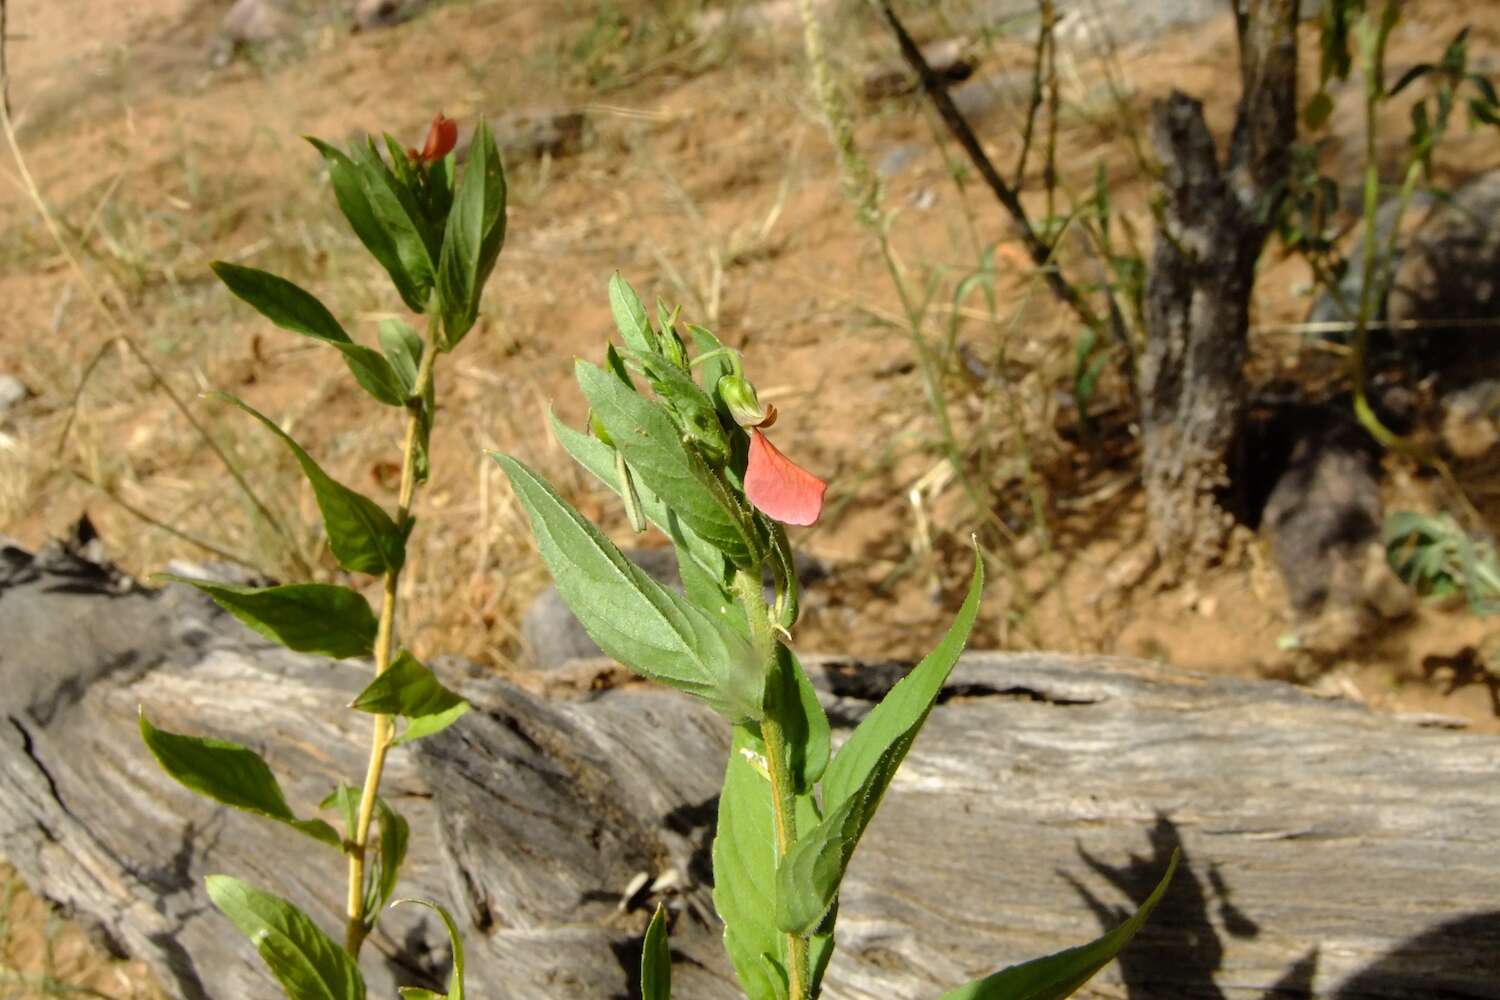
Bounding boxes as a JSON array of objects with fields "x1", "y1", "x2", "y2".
[
  {"x1": 744, "y1": 428, "x2": 826, "y2": 527},
  {"x1": 414, "y1": 113, "x2": 458, "y2": 164}
]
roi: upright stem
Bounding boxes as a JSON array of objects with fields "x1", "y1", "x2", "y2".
[
  {"x1": 731, "y1": 568, "x2": 810, "y2": 1000},
  {"x1": 344, "y1": 320, "x2": 439, "y2": 956}
]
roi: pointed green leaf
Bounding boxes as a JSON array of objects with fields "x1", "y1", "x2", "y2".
[
  {"x1": 212, "y1": 262, "x2": 348, "y2": 342},
  {"x1": 641, "y1": 904, "x2": 672, "y2": 1000},
  {"x1": 608, "y1": 273, "x2": 656, "y2": 356},
  {"x1": 577, "y1": 361, "x2": 757, "y2": 568},
  {"x1": 211, "y1": 392, "x2": 404, "y2": 575},
  {"x1": 771, "y1": 646, "x2": 829, "y2": 795},
  {"x1": 632, "y1": 351, "x2": 731, "y2": 466},
  {"x1": 822, "y1": 549, "x2": 984, "y2": 808},
  {"x1": 393, "y1": 898, "x2": 464, "y2": 1000},
  {"x1": 350, "y1": 651, "x2": 464, "y2": 716},
  {"x1": 548, "y1": 408, "x2": 731, "y2": 606},
  {"x1": 350, "y1": 651, "x2": 470, "y2": 744},
  {"x1": 206, "y1": 876, "x2": 364, "y2": 1000},
  {"x1": 379, "y1": 318, "x2": 424, "y2": 399},
  {"x1": 210, "y1": 261, "x2": 405, "y2": 405},
  {"x1": 363, "y1": 798, "x2": 410, "y2": 926},
  {"x1": 777, "y1": 551, "x2": 983, "y2": 939},
  {"x1": 495, "y1": 453, "x2": 764, "y2": 722},
  {"x1": 393, "y1": 702, "x2": 470, "y2": 745},
  {"x1": 321, "y1": 782, "x2": 359, "y2": 840},
  {"x1": 436, "y1": 121, "x2": 507, "y2": 351},
  {"x1": 308, "y1": 137, "x2": 427, "y2": 313},
  {"x1": 160, "y1": 576, "x2": 377, "y2": 659},
  {"x1": 141, "y1": 714, "x2": 339, "y2": 847},
  {"x1": 936, "y1": 851, "x2": 1179, "y2": 1000},
  {"x1": 349, "y1": 140, "x2": 436, "y2": 302},
  {"x1": 714, "y1": 726, "x2": 788, "y2": 1000}
]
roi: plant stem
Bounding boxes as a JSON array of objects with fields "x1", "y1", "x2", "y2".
[
  {"x1": 730, "y1": 568, "x2": 810, "y2": 1000},
  {"x1": 344, "y1": 321, "x2": 438, "y2": 956}
]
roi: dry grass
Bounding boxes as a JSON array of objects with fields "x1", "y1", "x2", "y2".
[{"x1": 0, "y1": 863, "x2": 164, "y2": 1000}]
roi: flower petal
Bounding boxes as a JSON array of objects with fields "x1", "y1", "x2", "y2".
[
  {"x1": 418, "y1": 113, "x2": 458, "y2": 163},
  {"x1": 745, "y1": 428, "x2": 826, "y2": 527}
]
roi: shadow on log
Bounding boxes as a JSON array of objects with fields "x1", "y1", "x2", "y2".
[{"x1": 3, "y1": 535, "x2": 1499, "y2": 998}]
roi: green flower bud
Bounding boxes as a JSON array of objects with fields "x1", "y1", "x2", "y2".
[{"x1": 717, "y1": 373, "x2": 775, "y2": 428}]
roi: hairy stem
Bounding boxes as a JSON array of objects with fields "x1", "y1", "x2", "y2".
[
  {"x1": 731, "y1": 568, "x2": 810, "y2": 1000},
  {"x1": 345, "y1": 320, "x2": 438, "y2": 956}
]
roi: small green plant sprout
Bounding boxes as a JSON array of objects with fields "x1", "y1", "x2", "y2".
[
  {"x1": 138, "y1": 111, "x2": 506, "y2": 996},
  {"x1": 496, "y1": 274, "x2": 1176, "y2": 1000},
  {"x1": 1386, "y1": 511, "x2": 1500, "y2": 616}
]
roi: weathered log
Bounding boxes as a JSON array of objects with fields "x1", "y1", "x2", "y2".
[{"x1": 4, "y1": 537, "x2": 1500, "y2": 998}]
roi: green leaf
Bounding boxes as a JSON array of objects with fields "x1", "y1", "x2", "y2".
[
  {"x1": 210, "y1": 393, "x2": 405, "y2": 575},
  {"x1": 632, "y1": 351, "x2": 731, "y2": 467},
  {"x1": 363, "y1": 798, "x2": 410, "y2": 927},
  {"x1": 436, "y1": 121, "x2": 508, "y2": 351},
  {"x1": 548, "y1": 410, "x2": 731, "y2": 607},
  {"x1": 577, "y1": 361, "x2": 757, "y2": 569},
  {"x1": 349, "y1": 140, "x2": 437, "y2": 303},
  {"x1": 321, "y1": 782, "x2": 358, "y2": 840},
  {"x1": 608, "y1": 272, "x2": 656, "y2": 356},
  {"x1": 495, "y1": 453, "x2": 764, "y2": 723},
  {"x1": 688, "y1": 324, "x2": 735, "y2": 397},
  {"x1": 770, "y1": 646, "x2": 829, "y2": 795},
  {"x1": 212, "y1": 262, "x2": 348, "y2": 342},
  {"x1": 1303, "y1": 90, "x2": 1333, "y2": 129},
  {"x1": 350, "y1": 651, "x2": 470, "y2": 744},
  {"x1": 207, "y1": 876, "x2": 365, "y2": 1000},
  {"x1": 379, "y1": 318, "x2": 425, "y2": 399},
  {"x1": 778, "y1": 550, "x2": 983, "y2": 942},
  {"x1": 394, "y1": 701, "x2": 471, "y2": 745},
  {"x1": 397, "y1": 991, "x2": 444, "y2": 1000},
  {"x1": 714, "y1": 726, "x2": 789, "y2": 1000},
  {"x1": 641, "y1": 904, "x2": 672, "y2": 1000},
  {"x1": 308, "y1": 137, "x2": 427, "y2": 313},
  {"x1": 160, "y1": 576, "x2": 377, "y2": 659},
  {"x1": 393, "y1": 898, "x2": 464, "y2": 1000},
  {"x1": 935, "y1": 851, "x2": 1179, "y2": 1000},
  {"x1": 210, "y1": 262, "x2": 405, "y2": 405},
  {"x1": 141, "y1": 714, "x2": 341, "y2": 848}
]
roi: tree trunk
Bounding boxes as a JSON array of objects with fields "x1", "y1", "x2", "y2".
[{"x1": 1139, "y1": 0, "x2": 1300, "y2": 567}]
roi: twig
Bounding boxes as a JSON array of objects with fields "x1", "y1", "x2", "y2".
[{"x1": 874, "y1": 0, "x2": 1098, "y2": 331}]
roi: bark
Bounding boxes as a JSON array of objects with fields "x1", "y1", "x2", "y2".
[
  {"x1": 1139, "y1": 0, "x2": 1300, "y2": 567},
  {"x1": 4, "y1": 536, "x2": 1500, "y2": 998}
]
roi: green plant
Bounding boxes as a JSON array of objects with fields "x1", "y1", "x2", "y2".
[
  {"x1": 495, "y1": 272, "x2": 1175, "y2": 999},
  {"x1": 1289, "y1": 1, "x2": 1500, "y2": 451},
  {"x1": 136, "y1": 112, "x2": 504, "y2": 997},
  {"x1": 1385, "y1": 510, "x2": 1500, "y2": 616}
]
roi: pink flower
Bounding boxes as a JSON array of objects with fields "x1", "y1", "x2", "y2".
[
  {"x1": 744, "y1": 428, "x2": 826, "y2": 527},
  {"x1": 410, "y1": 113, "x2": 458, "y2": 164}
]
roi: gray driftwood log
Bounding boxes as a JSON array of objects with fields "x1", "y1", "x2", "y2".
[{"x1": 3, "y1": 534, "x2": 1500, "y2": 999}]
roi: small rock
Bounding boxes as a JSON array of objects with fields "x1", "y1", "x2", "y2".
[
  {"x1": 0, "y1": 374, "x2": 27, "y2": 416},
  {"x1": 1388, "y1": 170, "x2": 1500, "y2": 379},
  {"x1": 351, "y1": 0, "x2": 428, "y2": 30},
  {"x1": 220, "y1": 0, "x2": 292, "y2": 47},
  {"x1": 1440, "y1": 378, "x2": 1500, "y2": 460}
]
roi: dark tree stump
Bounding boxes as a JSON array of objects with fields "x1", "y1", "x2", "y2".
[
  {"x1": 1139, "y1": 0, "x2": 1301, "y2": 568},
  {"x1": 4, "y1": 537, "x2": 1500, "y2": 998}
]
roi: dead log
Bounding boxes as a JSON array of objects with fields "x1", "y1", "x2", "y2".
[{"x1": 3, "y1": 536, "x2": 1500, "y2": 998}]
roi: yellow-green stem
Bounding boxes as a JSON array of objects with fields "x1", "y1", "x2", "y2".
[
  {"x1": 731, "y1": 568, "x2": 810, "y2": 1000},
  {"x1": 344, "y1": 324, "x2": 438, "y2": 956}
]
